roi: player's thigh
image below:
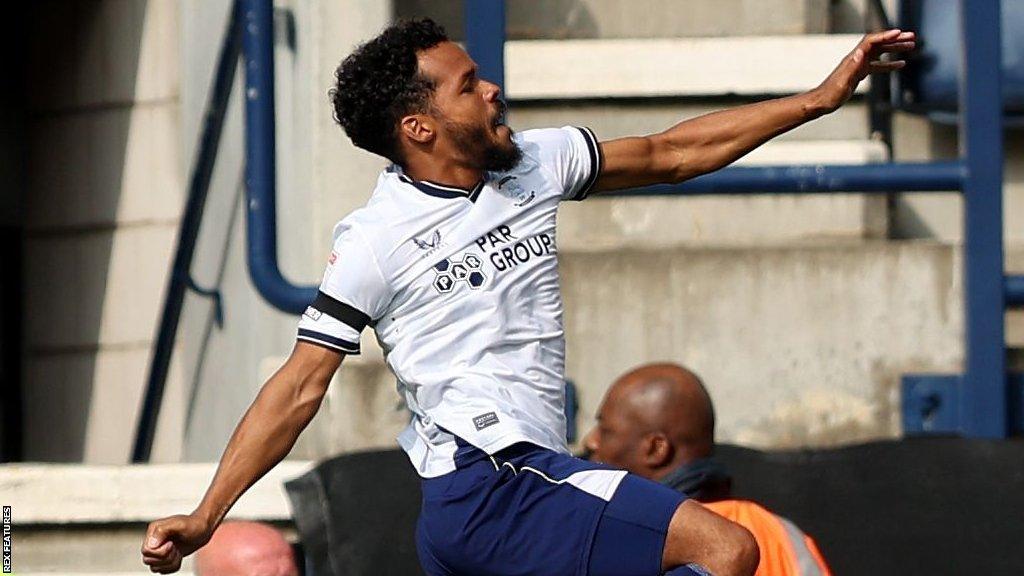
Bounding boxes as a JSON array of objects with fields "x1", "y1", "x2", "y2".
[{"x1": 663, "y1": 500, "x2": 758, "y2": 575}]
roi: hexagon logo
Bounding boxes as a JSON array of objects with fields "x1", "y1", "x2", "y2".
[
  {"x1": 434, "y1": 259, "x2": 451, "y2": 272},
  {"x1": 464, "y1": 254, "x2": 482, "y2": 269},
  {"x1": 468, "y1": 271, "x2": 486, "y2": 289},
  {"x1": 451, "y1": 263, "x2": 469, "y2": 280},
  {"x1": 434, "y1": 273, "x2": 455, "y2": 293}
]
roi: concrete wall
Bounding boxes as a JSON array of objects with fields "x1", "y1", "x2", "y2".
[
  {"x1": 23, "y1": 0, "x2": 185, "y2": 463},
  {"x1": 561, "y1": 243, "x2": 962, "y2": 448},
  {"x1": 397, "y1": 0, "x2": 832, "y2": 39}
]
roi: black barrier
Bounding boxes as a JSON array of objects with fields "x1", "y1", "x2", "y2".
[
  {"x1": 722, "y1": 439, "x2": 1024, "y2": 575},
  {"x1": 286, "y1": 450, "x2": 424, "y2": 576},
  {"x1": 286, "y1": 439, "x2": 1024, "y2": 575}
]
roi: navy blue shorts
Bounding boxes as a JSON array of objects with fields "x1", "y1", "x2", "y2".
[{"x1": 415, "y1": 439, "x2": 690, "y2": 576}]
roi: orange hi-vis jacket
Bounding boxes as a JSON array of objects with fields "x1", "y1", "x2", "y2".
[{"x1": 703, "y1": 500, "x2": 832, "y2": 576}]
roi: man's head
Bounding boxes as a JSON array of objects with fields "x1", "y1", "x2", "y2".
[
  {"x1": 194, "y1": 521, "x2": 298, "y2": 576},
  {"x1": 330, "y1": 18, "x2": 521, "y2": 171},
  {"x1": 584, "y1": 362, "x2": 715, "y2": 481}
]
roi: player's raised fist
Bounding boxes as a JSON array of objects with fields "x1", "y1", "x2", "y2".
[
  {"x1": 141, "y1": 513, "x2": 213, "y2": 574},
  {"x1": 816, "y1": 28, "x2": 917, "y2": 112}
]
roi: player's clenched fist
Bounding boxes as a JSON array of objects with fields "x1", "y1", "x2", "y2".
[{"x1": 141, "y1": 514, "x2": 213, "y2": 574}]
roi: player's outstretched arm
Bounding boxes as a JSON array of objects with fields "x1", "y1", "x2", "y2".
[
  {"x1": 140, "y1": 342, "x2": 343, "y2": 574},
  {"x1": 592, "y1": 29, "x2": 916, "y2": 193}
]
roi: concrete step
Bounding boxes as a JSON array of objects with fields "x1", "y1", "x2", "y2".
[
  {"x1": 505, "y1": 35, "x2": 866, "y2": 100},
  {"x1": 510, "y1": 100, "x2": 872, "y2": 143},
  {"x1": 16, "y1": 526, "x2": 198, "y2": 574},
  {"x1": 555, "y1": 139, "x2": 890, "y2": 250},
  {"x1": 397, "y1": 0, "x2": 832, "y2": 39},
  {"x1": 4, "y1": 462, "x2": 308, "y2": 573}
]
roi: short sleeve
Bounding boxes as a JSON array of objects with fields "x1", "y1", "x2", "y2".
[
  {"x1": 296, "y1": 223, "x2": 390, "y2": 355},
  {"x1": 523, "y1": 126, "x2": 602, "y2": 201}
]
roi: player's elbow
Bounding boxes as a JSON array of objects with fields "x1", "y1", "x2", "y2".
[{"x1": 720, "y1": 523, "x2": 759, "y2": 576}]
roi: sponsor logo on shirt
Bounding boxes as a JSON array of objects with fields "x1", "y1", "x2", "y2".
[
  {"x1": 475, "y1": 225, "x2": 556, "y2": 273},
  {"x1": 431, "y1": 253, "x2": 487, "y2": 293},
  {"x1": 473, "y1": 411, "x2": 500, "y2": 430},
  {"x1": 303, "y1": 306, "x2": 322, "y2": 321}
]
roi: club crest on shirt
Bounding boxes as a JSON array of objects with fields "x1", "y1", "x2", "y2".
[{"x1": 496, "y1": 175, "x2": 535, "y2": 207}]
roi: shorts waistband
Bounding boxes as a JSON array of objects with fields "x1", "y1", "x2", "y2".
[{"x1": 451, "y1": 434, "x2": 545, "y2": 469}]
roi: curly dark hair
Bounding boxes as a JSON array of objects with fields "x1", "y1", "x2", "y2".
[{"x1": 329, "y1": 19, "x2": 449, "y2": 164}]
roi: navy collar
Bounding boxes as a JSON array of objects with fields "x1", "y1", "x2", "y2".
[{"x1": 398, "y1": 173, "x2": 485, "y2": 203}]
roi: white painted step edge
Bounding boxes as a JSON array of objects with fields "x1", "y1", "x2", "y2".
[
  {"x1": 1, "y1": 461, "x2": 314, "y2": 524},
  {"x1": 506, "y1": 34, "x2": 867, "y2": 99}
]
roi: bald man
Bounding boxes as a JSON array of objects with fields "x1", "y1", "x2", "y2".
[
  {"x1": 194, "y1": 521, "x2": 299, "y2": 576},
  {"x1": 585, "y1": 363, "x2": 831, "y2": 576}
]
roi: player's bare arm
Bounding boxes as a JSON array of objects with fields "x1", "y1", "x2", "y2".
[
  {"x1": 140, "y1": 342, "x2": 343, "y2": 574},
  {"x1": 593, "y1": 29, "x2": 916, "y2": 192}
]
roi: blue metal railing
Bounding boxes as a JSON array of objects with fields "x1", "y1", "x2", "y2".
[
  {"x1": 133, "y1": 0, "x2": 242, "y2": 462},
  {"x1": 616, "y1": 162, "x2": 966, "y2": 195},
  {"x1": 242, "y1": 0, "x2": 318, "y2": 313}
]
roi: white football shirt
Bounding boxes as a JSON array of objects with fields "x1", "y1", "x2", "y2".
[{"x1": 297, "y1": 126, "x2": 601, "y2": 477}]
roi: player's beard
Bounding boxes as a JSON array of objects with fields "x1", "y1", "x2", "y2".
[{"x1": 444, "y1": 116, "x2": 523, "y2": 172}]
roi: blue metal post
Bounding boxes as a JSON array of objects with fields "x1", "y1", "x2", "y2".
[
  {"x1": 464, "y1": 0, "x2": 506, "y2": 94},
  {"x1": 960, "y1": 0, "x2": 1007, "y2": 438},
  {"x1": 242, "y1": 0, "x2": 317, "y2": 314}
]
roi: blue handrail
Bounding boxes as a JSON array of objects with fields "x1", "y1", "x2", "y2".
[
  {"x1": 241, "y1": 0, "x2": 318, "y2": 315},
  {"x1": 134, "y1": 0, "x2": 242, "y2": 462},
  {"x1": 609, "y1": 162, "x2": 966, "y2": 196}
]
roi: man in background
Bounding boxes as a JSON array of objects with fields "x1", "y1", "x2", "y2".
[
  {"x1": 585, "y1": 363, "x2": 832, "y2": 576},
  {"x1": 194, "y1": 521, "x2": 299, "y2": 576}
]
